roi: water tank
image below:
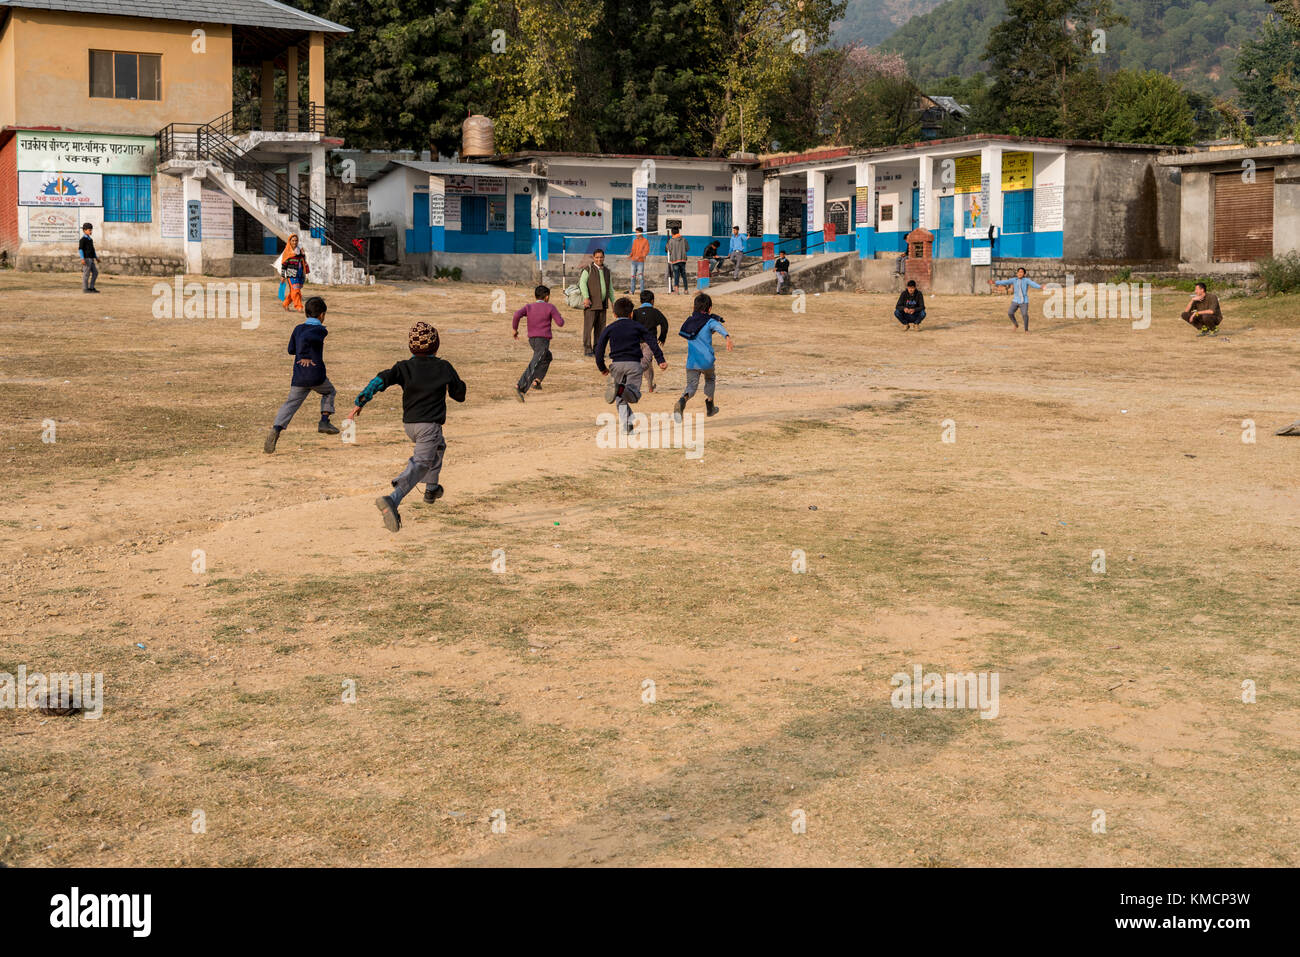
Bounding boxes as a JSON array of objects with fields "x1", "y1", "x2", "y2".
[{"x1": 462, "y1": 115, "x2": 495, "y2": 158}]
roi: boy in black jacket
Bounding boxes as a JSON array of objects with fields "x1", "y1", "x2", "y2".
[
  {"x1": 595, "y1": 297, "x2": 666, "y2": 434},
  {"x1": 347, "y1": 321, "x2": 467, "y2": 533},
  {"x1": 632, "y1": 290, "x2": 669, "y2": 393},
  {"x1": 264, "y1": 296, "x2": 338, "y2": 453},
  {"x1": 894, "y1": 280, "x2": 926, "y2": 329}
]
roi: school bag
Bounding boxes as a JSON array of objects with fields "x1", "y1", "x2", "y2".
[{"x1": 564, "y1": 284, "x2": 583, "y2": 308}]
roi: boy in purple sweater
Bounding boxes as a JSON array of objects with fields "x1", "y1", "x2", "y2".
[{"x1": 512, "y1": 285, "x2": 565, "y2": 401}]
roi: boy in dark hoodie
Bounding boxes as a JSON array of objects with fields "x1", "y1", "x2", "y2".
[
  {"x1": 672, "y1": 292, "x2": 732, "y2": 421},
  {"x1": 347, "y1": 321, "x2": 467, "y2": 533},
  {"x1": 632, "y1": 290, "x2": 669, "y2": 393},
  {"x1": 264, "y1": 295, "x2": 338, "y2": 453},
  {"x1": 894, "y1": 280, "x2": 926, "y2": 329},
  {"x1": 595, "y1": 297, "x2": 666, "y2": 434}
]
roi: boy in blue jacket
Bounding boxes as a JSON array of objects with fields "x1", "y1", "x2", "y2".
[
  {"x1": 264, "y1": 296, "x2": 338, "y2": 453},
  {"x1": 672, "y1": 292, "x2": 733, "y2": 421}
]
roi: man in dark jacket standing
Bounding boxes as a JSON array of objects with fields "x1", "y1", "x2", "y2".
[
  {"x1": 894, "y1": 280, "x2": 926, "y2": 329},
  {"x1": 580, "y1": 248, "x2": 614, "y2": 356}
]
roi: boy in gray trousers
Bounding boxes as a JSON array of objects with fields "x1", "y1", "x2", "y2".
[
  {"x1": 347, "y1": 321, "x2": 467, "y2": 533},
  {"x1": 264, "y1": 296, "x2": 339, "y2": 453}
]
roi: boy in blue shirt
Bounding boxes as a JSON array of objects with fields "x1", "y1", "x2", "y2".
[
  {"x1": 672, "y1": 292, "x2": 733, "y2": 421},
  {"x1": 264, "y1": 296, "x2": 338, "y2": 453},
  {"x1": 990, "y1": 268, "x2": 1041, "y2": 331}
]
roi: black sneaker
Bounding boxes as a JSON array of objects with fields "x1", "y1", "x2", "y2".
[
  {"x1": 515, "y1": 387, "x2": 527, "y2": 403},
  {"x1": 532, "y1": 380, "x2": 543, "y2": 391},
  {"x1": 376, "y1": 495, "x2": 401, "y2": 532},
  {"x1": 263, "y1": 427, "x2": 280, "y2": 453},
  {"x1": 672, "y1": 397, "x2": 685, "y2": 422},
  {"x1": 318, "y1": 418, "x2": 340, "y2": 434},
  {"x1": 706, "y1": 400, "x2": 719, "y2": 417},
  {"x1": 423, "y1": 484, "x2": 444, "y2": 504}
]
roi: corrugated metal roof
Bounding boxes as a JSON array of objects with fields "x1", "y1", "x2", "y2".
[
  {"x1": 0, "y1": 0, "x2": 350, "y2": 32},
  {"x1": 368, "y1": 160, "x2": 544, "y2": 183}
]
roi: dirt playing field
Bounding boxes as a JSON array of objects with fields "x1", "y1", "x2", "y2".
[{"x1": 1, "y1": 269, "x2": 1297, "y2": 867}]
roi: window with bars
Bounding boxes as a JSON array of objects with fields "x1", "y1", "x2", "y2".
[
  {"x1": 104, "y1": 175, "x2": 152, "y2": 223},
  {"x1": 90, "y1": 51, "x2": 162, "y2": 100}
]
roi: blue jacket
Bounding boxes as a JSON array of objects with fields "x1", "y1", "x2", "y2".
[
  {"x1": 728, "y1": 234, "x2": 746, "y2": 255},
  {"x1": 288, "y1": 319, "x2": 327, "y2": 387},
  {"x1": 681, "y1": 314, "x2": 729, "y2": 370},
  {"x1": 995, "y1": 276, "x2": 1042, "y2": 303}
]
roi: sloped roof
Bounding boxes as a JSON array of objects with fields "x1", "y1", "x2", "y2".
[
  {"x1": 0, "y1": 0, "x2": 350, "y2": 32},
  {"x1": 368, "y1": 160, "x2": 544, "y2": 184}
]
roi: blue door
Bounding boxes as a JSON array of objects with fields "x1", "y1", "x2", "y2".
[
  {"x1": 409, "y1": 191, "x2": 430, "y2": 253},
  {"x1": 911, "y1": 188, "x2": 920, "y2": 231},
  {"x1": 711, "y1": 201, "x2": 732, "y2": 239},
  {"x1": 612, "y1": 198, "x2": 634, "y2": 236},
  {"x1": 513, "y1": 194, "x2": 532, "y2": 254},
  {"x1": 938, "y1": 195, "x2": 954, "y2": 258},
  {"x1": 1003, "y1": 189, "x2": 1033, "y2": 234}
]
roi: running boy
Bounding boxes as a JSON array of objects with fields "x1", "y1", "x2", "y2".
[
  {"x1": 774, "y1": 251, "x2": 790, "y2": 294},
  {"x1": 512, "y1": 284, "x2": 565, "y2": 400},
  {"x1": 347, "y1": 322, "x2": 467, "y2": 533},
  {"x1": 989, "y1": 267, "x2": 1040, "y2": 331},
  {"x1": 264, "y1": 295, "x2": 338, "y2": 453},
  {"x1": 672, "y1": 292, "x2": 733, "y2": 420},
  {"x1": 632, "y1": 290, "x2": 669, "y2": 393},
  {"x1": 595, "y1": 297, "x2": 666, "y2": 434}
]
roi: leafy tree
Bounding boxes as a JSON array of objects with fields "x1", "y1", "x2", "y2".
[
  {"x1": 984, "y1": 0, "x2": 1124, "y2": 137},
  {"x1": 1234, "y1": 9, "x2": 1300, "y2": 136},
  {"x1": 1101, "y1": 70, "x2": 1197, "y2": 144}
]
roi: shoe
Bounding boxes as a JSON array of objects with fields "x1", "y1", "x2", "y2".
[
  {"x1": 605, "y1": 376, "x2": 618, "y2": 403},
  {"x1": 624, "y1": 416, "x2": 636, "y2": 434},
  {"x1": 423, "y1": 484, "x2": 444, "y2": 504},
  {"x1": 672, "y1": 397, "x2": 685, "y2": 422},
  {"x1": 1198, "y1": 328, "x2": 1210, "y2": 336},
  {"x1": 584, "y1": 348, "x2": 595, "y2": 357},
  {"x1": 706, "y1": 400, "x2": 719, "y2": 417},
  {"x1": 532, "y1": 380, "x2": 543, "y2": 391},
  {"x1": 1210, "y1": 327, "x2": 1220, "y2": 336},
  {"x1": 376, "y1": 495, "x2": 401, "y2": 533},
  {"x1": 88, "y1": 288, "x2": 100, "y2": 294},
  {"x1": 515, "y1": 387, "x2": 527, "y2": 403},
  {"x1": 318, "y1": 418, "x2": 340, "y2": 435},
  {"x1": 263, "y1": 428, "x2": 280, "y2": 453}
]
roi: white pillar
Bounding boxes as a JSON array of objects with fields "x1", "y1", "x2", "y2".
[
  {"x1": 762, "y1": 175, "x2": 780, "y2": 236},
  {"x1": 855, "y1": 160, "x2": 875, "y2": 228},
  {"x1": 633, "y1": 160, "x2": 652, "y2": 232},
  {"x1": 806, "y1": 169, "x2": 825, "y2": 240},
  {"x1": 981, "y1": 145, "x2": 1003, "y2": 235},
  {"x1": 731, "y1": 168, "x2": 749, "y2": 236},
  {"x1": 183, "y1": 170, "x2": 204, "y2": 275},
  {"x1": 288, "y1": 159, "x2": 300, "y2": 231},
  {"x1": 310, "y1": 145, "x2": 326, "y2": 214},
  {"x1": 917, "y1": 155, "x2": 934, "y2": 230}
]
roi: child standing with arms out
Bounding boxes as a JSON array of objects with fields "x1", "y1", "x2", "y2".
[
  {"x1": 512, "y1": 284, "x2": 565, "y2": 401},
  {"x1": 989, "y1": 267, "x2": 1040, "y2": 331},
  {"x1": 632, "y1": 290, "x2": 669, "y2": 393},
  {"x1": 673, "y1": 292, "x2": 733, "y2": 421},
  {"x1": 275, "y1": 234, "x2": 309, "y2": 312},
  {"x1": 264, "y1": 295, "x2": 338, "y2": 453},
  {"x1": 347, "y1": 322, "x2": 467, "y2": 533}
]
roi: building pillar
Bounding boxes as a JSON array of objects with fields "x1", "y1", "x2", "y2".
[
  {"x1": 855, "y1": 160, "x2": 875, "y2": 259},
  {"x1": 183, "y1": 170, "x2": 204, "y2": 275},
  {"x1": 309, "y1": 32, "x2": 326, "y2": 131},
  {"x1": 917, "y1": 155, "x2": 934, "y2": 231},
  {"x1": 260, "y1": 61, "x2": 275, "y2": 130},
  {"x1": 310, "y1": 146, "x2": 327, "y2": 243},
  {"x1": 287, "y1": 159, "x2": 300, "y2": 233},
  {"x1": 761, "y1": 174, "x2": 781, "y2": 269},
  {"x1": 428, "y1": 175, "x2": 446, "y2": 255},
  {"x1": 532, "y1": 179, "x2": 549, "y2": 263},
  {"x1": 981, "y1": 145, "x2": 1003, "y2": 239},
  {"x1": 632, "y1": 160, "x2": 651, "y2": 233},
  {"x1": 286, "y1": 45, "x2": 299, "y2": 132},
  {"x1": 731, "y1": 167, "x2": 749, "y2": 239},
  {"x1": 806, "y1": 169, "x2": 825, "y2": 252}
]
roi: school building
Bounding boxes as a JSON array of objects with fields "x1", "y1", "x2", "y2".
[
  {"x1": 0, "y1": 0, "x2": 367, "y2": 283},
  {"x1": 369, "y1": 135, "x2": 1184, "y2": 290}
]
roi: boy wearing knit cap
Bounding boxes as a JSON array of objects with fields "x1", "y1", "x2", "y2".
[{"x1": 347, "y1": 321, "x2": 467, "y2": 533}]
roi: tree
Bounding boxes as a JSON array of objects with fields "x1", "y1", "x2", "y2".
[
  {"x1": 1101, "y1": 70, "x2": 1196, "y2": 145},
  {"x1": 1235, "y1": 10, "x2": 1300, "y2": 137},
  {"x1": 984, "y1": 0, "x2": 1125, "y2": 137}
]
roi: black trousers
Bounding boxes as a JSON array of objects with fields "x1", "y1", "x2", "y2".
[{"x1": 518, "y1": 336, "x2": 553, "y2": 391}]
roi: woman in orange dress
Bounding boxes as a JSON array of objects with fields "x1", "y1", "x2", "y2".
[{"x1": 274, "y1": 234, "x2": 309, "y2": 311}]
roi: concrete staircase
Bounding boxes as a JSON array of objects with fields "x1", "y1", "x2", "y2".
[
  {"x1": 204, "y1": 164, "x2": 370, "y2": 286},
  {"x1": 705, "y1": 251, "x2": 859, "y2": 295}
]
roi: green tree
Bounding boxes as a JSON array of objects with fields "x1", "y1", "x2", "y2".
[
  {"x1": 1101, "y1": 70, "x2": 1196, "y2": 144},
  {"x1": 1234, "y1": 11, "x2": 1300, "y2": 136},
  {"x1": 984, "y1": 0, "x2": 1124, "y2": 137}
]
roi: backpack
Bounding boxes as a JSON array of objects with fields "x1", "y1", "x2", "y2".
[{"x1": 564, "y1": 284, "x2": 583, "y2": 308}]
